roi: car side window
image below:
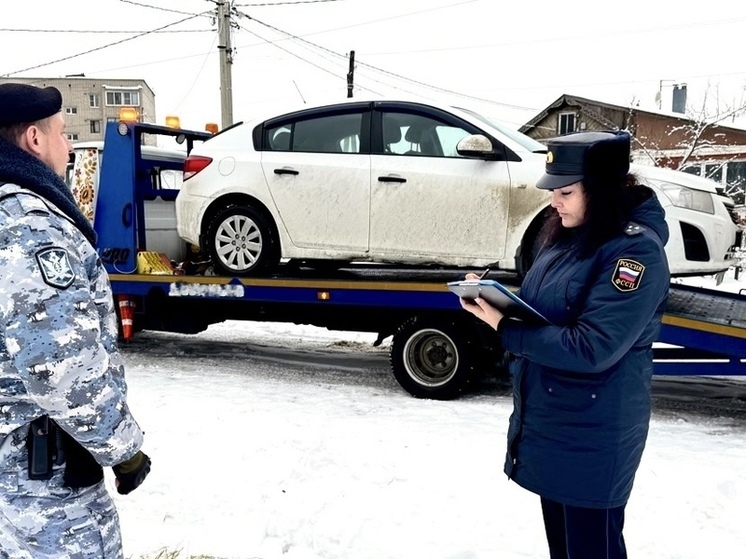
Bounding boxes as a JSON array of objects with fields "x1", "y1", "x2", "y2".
[
  {"x1": 382, "y1": 112, "x2": 470, "y2": 157},
  {"x1": 266, "y1": 112, "x2": 362, "y2": 154}
]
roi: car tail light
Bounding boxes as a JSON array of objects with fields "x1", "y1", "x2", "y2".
[{"x1": 183, "y1": 155, "x2": 213, "y2": 181}]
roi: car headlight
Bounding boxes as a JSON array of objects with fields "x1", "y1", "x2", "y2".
[{"x1": 657, "y1": 182, "x2": 715, "y2": 214}]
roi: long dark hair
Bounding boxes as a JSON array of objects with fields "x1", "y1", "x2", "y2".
[{"x1": 537, "y1": 173, "x2": 652, "y2": 258}]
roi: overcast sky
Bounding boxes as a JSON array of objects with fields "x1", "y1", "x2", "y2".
[{"x1": 3, "y1": 0, "x2": 746, "y2": 130}]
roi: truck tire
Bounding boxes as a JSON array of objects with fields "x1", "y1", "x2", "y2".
[
  {"x1": 390, "y1": 317, "x2": 476, "y2": 400},
  {"x1": 206, "y1": 204, "x2": 279, "y2": 276}
]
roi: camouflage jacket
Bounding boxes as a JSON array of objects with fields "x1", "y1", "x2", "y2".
[{"x1": 0, "y1": 183, "x2": 144, "y2": 480}]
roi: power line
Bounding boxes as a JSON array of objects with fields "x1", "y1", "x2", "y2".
[
  {"x1": 170, "y1": 34, "x2": 220, "y2": 115},
  {"x1": 67, "y1": 48, "x2": 218, "y2": 75},
  {"x1": 2, "y1": 13, "x2": 209, "y2": 77},
  {"x1": 234, "y1": 15, "x2": 432, "y2": 100},
  {"x1": 238, "y1": 18, "x2": 385, "y2": 97},
  {"x1": 231, "y1": 2, "x2": 746, "y2": 110},
  {"x1": 235, "y1": 0, "x2": 342, "y2": 5},
  {"x1": 235, "y1": 20, "x2": 380, "y2": 95},
  {"x1": 234, "y1": 13, "x2": 533, "y2": 114},
  {"x1": 117, "y1": 0, "x2": 204, "y2": 17},
  {"x1": 242, "y1": 13, "x2": 535, "y2": 112},
  {"x1": 236, "y1": 12, "x2": 746, "y2": 113},
  {"x1": 0, "y1": 28, "x2": 211, "y2": 34},
  {"x1": 362, "y1": 15, "x2": 746, "y2": 57},
  {"x1": 237, "y1": 14, "x2": 347, "y2": 72},
  {"x1": 254, "y1": 0, "x2": 479, "y2": 41}
]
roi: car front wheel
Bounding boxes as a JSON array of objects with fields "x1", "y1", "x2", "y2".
[{"x1": 205, "y1": 204, "x2": 279, "y2": 276}]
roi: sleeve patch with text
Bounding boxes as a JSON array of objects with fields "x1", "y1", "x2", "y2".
[{"x1": 611, "y1": 258, "x2": 645, "y2": 292}]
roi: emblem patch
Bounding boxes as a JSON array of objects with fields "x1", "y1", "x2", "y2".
[
  {"x1": 612, "y1": 258, "x2": 645, "y2": 292},
  {"x1": 35, "y1": 247, "x2": 75, "y2": 289}
]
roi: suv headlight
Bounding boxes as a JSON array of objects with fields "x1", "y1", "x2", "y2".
[{"x1": 657, "y1": 182, "x2": 714, "y2": 214}]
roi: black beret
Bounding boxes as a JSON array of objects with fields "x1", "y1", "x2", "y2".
[
  {"x1": 0, "y1": 83, "x2": 63, "y2": 126},
  {"x1": 537, "y1": 130, "x2": 631, "y2": 190}
]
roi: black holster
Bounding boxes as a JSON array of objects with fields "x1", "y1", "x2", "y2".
[
  {"x1": 26, "y1": 416, "x2": 104, "y2": 487},
  {"x1": 27, "y1": 415, "x2": 56, "y2": 480},
  {"x1": 59, "y1": 428, "x2": 104, "y2": 488}
]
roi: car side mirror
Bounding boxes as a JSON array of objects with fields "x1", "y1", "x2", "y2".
[{"x1": 457, "y1": 134, "x2": 495, "y2": 158}]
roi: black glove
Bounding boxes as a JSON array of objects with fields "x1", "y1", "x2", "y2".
[{"x1": 112, "y1": 451, "x2": 151, "y2": 495}]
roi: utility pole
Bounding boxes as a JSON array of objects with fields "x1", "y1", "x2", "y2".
[
  {"x1": 217, "y1": 0, "x2": 234, "y2": 128},
  {"x1": 347, "y1": 50, "x2": 355, "y2": 98}
]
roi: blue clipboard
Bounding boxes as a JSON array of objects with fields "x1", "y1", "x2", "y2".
[{"x1": 447, "y1": 279, "x2": 551, "y2": 325}]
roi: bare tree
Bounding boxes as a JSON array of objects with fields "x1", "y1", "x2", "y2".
[{"x1": 633, "y1": 84, "x2": 746, "y2": 204}]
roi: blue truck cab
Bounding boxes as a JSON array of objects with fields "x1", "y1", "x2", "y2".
[{"x1": 68, "y1": 121, "x2": 211, "y2": 273}]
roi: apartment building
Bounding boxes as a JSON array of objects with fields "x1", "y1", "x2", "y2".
[{"x1": 0, "y1": 76, "x2": 156, "y2": 144}]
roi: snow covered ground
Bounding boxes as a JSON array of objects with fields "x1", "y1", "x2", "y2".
[{"x1": 110, "y1": 271, "x2": 746, "y2": 559}]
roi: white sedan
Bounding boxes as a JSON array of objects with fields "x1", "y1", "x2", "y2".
[{"x1": 175, "y1": 99, "x2": 741, "y2": 277}]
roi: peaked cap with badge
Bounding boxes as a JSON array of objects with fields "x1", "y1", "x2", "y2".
[{"x1": 536, "y1": 130, "x2": 631, "y2": 190}]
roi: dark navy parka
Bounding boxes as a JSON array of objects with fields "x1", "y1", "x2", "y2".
[{"x1": 499, "y1": 190, "x2": 670, "y2": 508}]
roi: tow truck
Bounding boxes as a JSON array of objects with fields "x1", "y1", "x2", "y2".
[{"x1": 68, "y1": 117, "x2": 746, "y2": 400}]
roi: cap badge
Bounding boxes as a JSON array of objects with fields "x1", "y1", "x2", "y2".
[{"x1": 547, "y1": 151, "x2": 554, "y2": 163}]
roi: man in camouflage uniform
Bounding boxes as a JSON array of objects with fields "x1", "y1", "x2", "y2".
[{"x1": 0, "y1": 83, "x2": 151, "y2": 558}]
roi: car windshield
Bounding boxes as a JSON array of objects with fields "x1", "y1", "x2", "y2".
[{"x1": 456, "y1": 107, "x2": 547, "y2": 153}]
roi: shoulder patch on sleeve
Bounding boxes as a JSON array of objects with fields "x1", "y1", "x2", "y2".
[
  {"x1": 611, "y1": 258, "x2": 645, "y2": 292},
  {"x1": 35, "y1": 247, "x2": 75, "y2": 289},
  {"x1": 625, "y1": 222, "x2": 646, "y2": 235}
]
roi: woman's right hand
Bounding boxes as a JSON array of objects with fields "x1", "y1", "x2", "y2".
[{"x1": 459, "y1": 272, "x2": 504, "y2": 330}]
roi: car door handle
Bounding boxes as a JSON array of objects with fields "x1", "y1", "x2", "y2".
[
  {"x1": 378, "y1": 175, "x2": 406, "y2": 183},
  {"x1": 274, "y1": 167, "x2": 299, "y2": 176}
]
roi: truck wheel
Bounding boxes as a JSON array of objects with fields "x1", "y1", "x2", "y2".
[
  {"x1": 390, "y1": 317, "x2": 475, "y2": 400},
  {"x1": 206, "y1": 204, "x2": 279, "y2": 276}
]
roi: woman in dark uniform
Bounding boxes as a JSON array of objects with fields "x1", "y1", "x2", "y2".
[{"x1": 460, "y1": 131, "x2": 670, "y2": 559}]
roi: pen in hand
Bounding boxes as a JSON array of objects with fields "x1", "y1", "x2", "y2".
[{"x1": 465, "y1": 268, "x2": 491, "y2": 282}]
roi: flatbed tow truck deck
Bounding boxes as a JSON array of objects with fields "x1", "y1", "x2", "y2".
[
  {"x1": 658, "y1": 283, "x2": 746, "y2": 374},
  {"x1": 110, "y1": 263, "x2": 746, "y2": 384}
]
